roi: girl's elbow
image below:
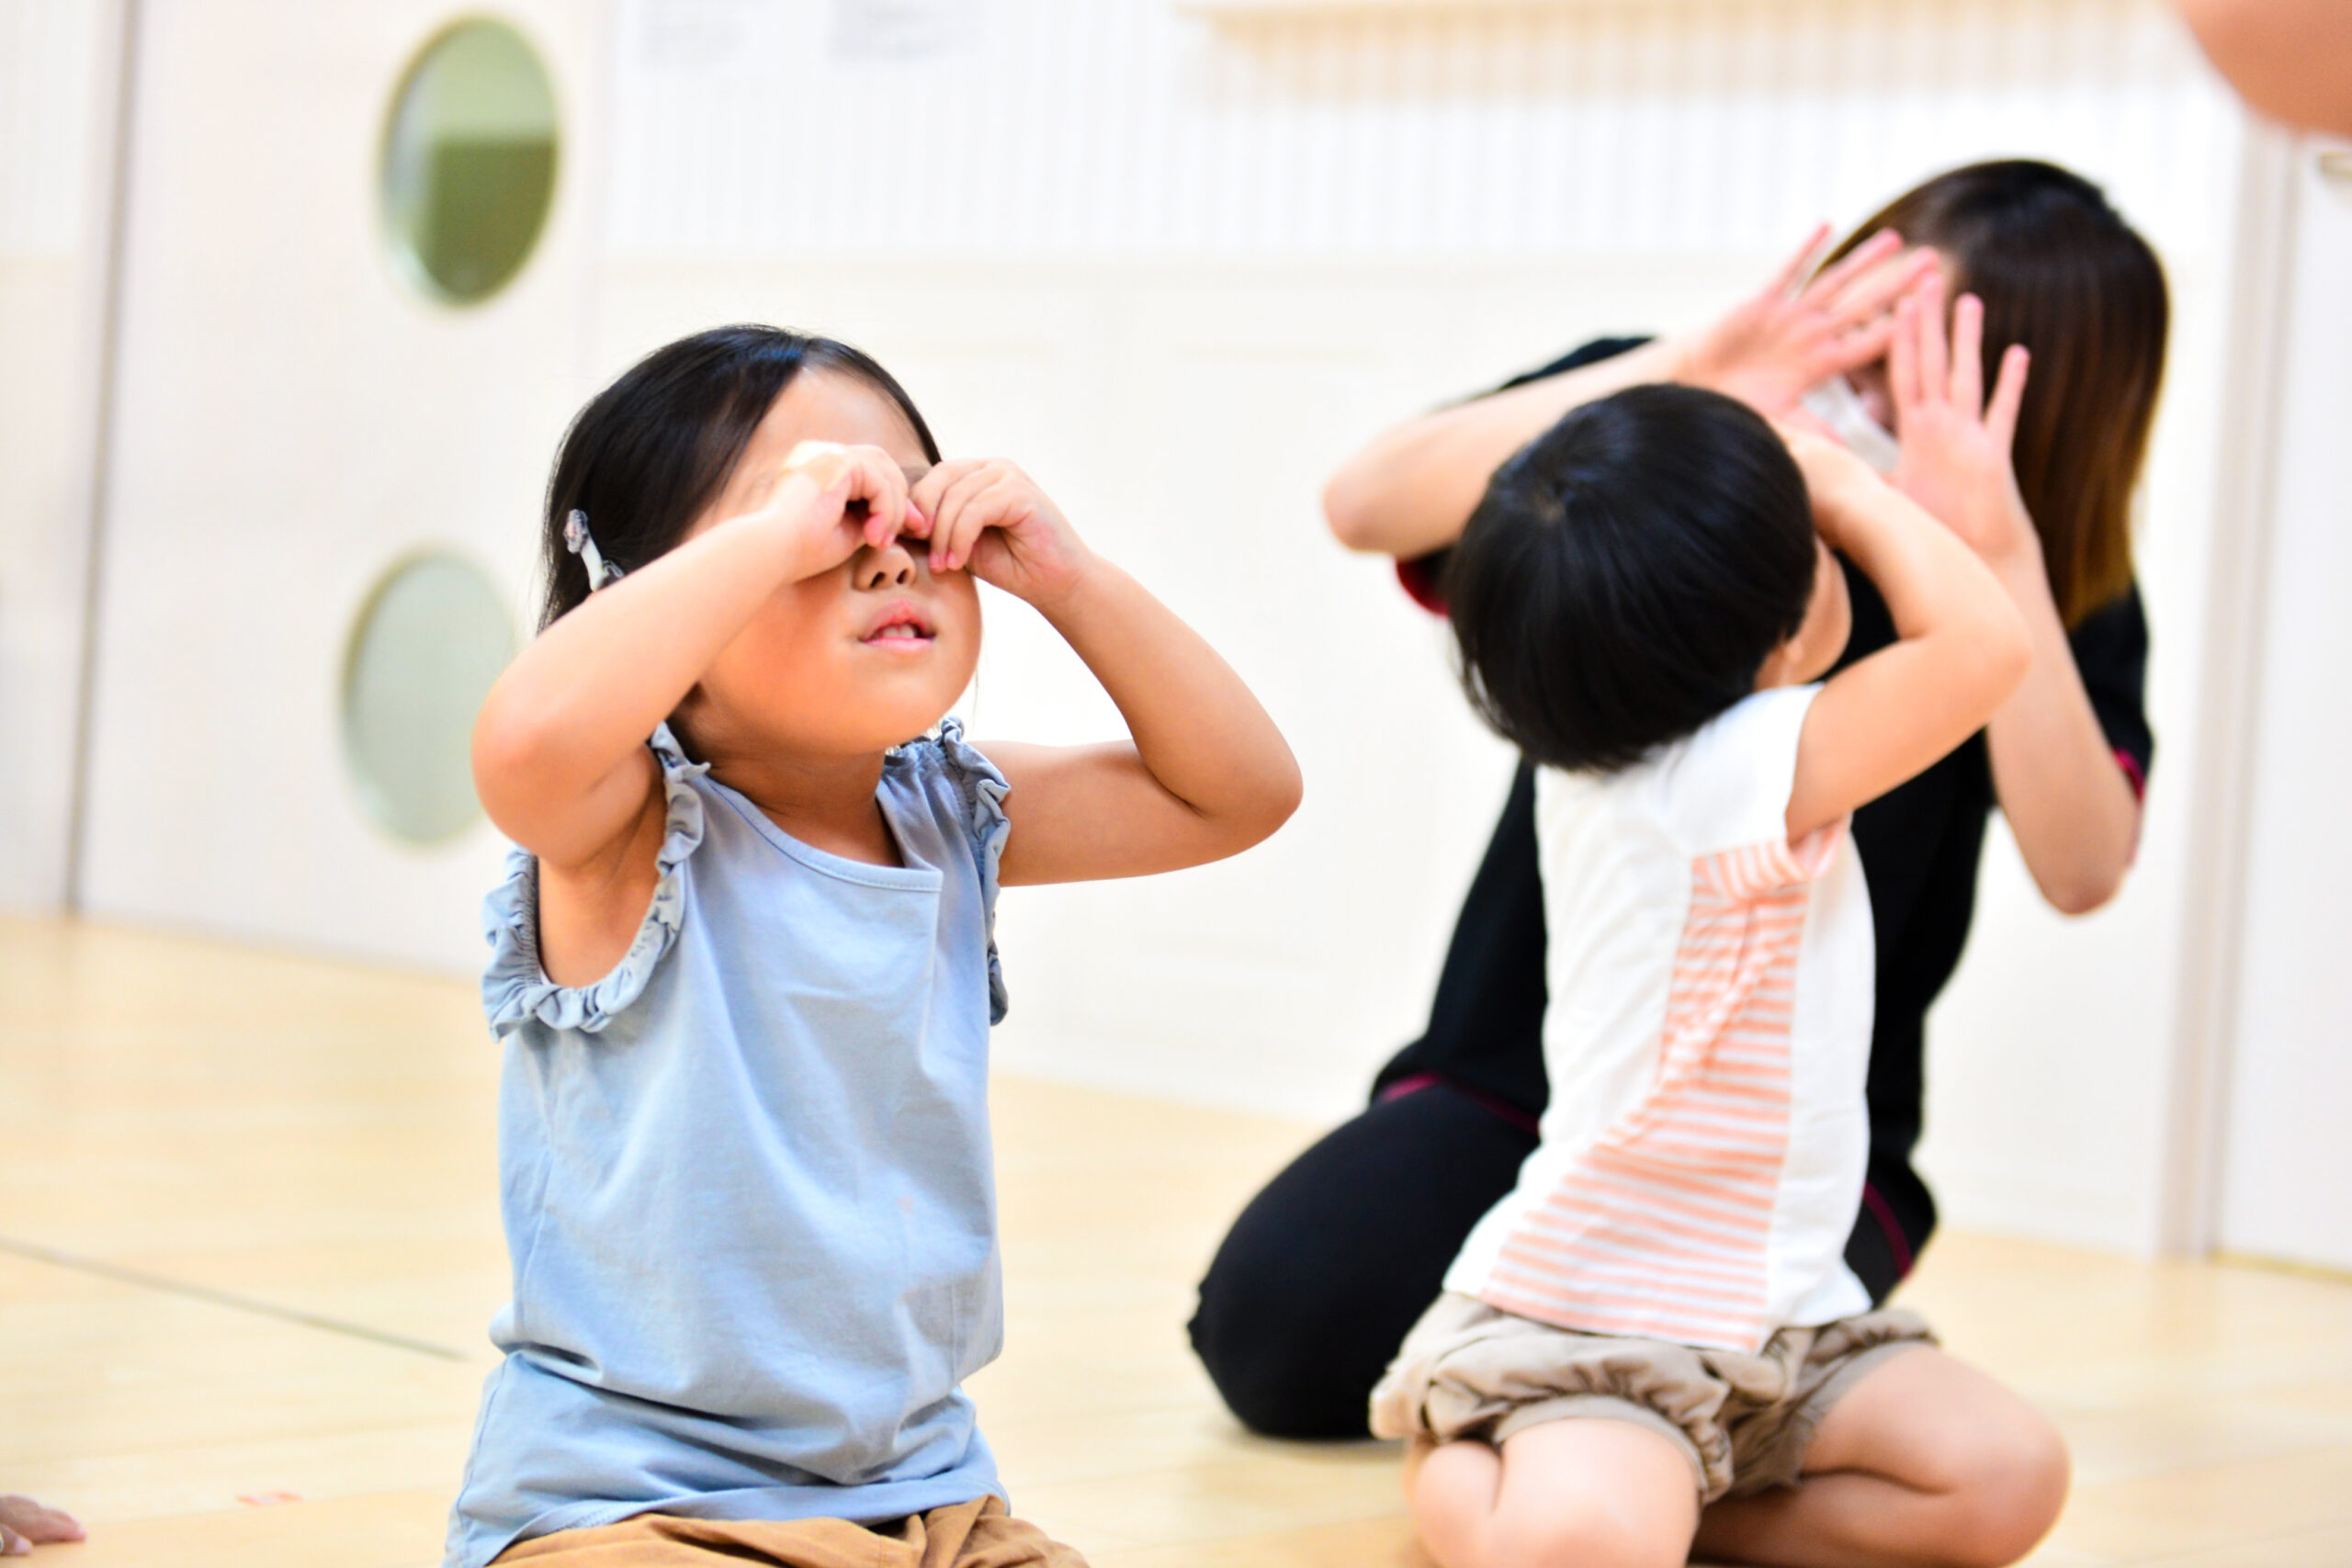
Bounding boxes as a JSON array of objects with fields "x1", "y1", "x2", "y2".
[
  {"x1": 1224, "y1": 753, "x2": 1305, "y2": 854},
  {"x1": 472, "y1": 700, "x2": 547, "y2": 795},
  {"x1": 470, "y1": 699, "x2": 571, "y2": 839},
  {"x1": 1268, "y1": 754, "x2": 1306, "y2": 830}
]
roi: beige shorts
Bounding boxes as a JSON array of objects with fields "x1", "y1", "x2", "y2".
[
  {"x1": 492, "y1": 1496, "x2": 1087, "y2": 1568},
  {"x1": 1370, "y1": 1292, "x2": 1934, "y2": 1504}
]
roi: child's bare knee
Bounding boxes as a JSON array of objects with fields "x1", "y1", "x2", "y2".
[
  {"x1": 1490, "y1": 1496, "x2": 1689, "y2": 1568},
  {"x1": 1935, "y1": 1411, "x2": 2071, "y2": 1568}
]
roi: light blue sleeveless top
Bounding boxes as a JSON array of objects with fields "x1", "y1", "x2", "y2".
[{"x1": 445, "y1": 722, "x2": 1012, "y2": 1568}]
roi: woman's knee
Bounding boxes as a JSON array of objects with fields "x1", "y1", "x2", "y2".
[
  {"x1": 1192, "y1": 1089, "x2": 1535, "y2": 1438},
  {"x1": 1187, "y1": 1243, "x2": 1362, "y2": 1435}
]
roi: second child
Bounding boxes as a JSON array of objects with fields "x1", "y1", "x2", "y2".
[{"x1": 1371, "y1": 287, "x2": 2066, "y2": 1568}]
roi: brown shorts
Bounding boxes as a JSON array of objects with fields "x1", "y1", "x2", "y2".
[
  {"x1": 1369, "y1": 1292, "x2": 1934, "y2": 1504},
  {"x1": 492, "y1": 1496, "x2": 1088, "y2": 1568}
]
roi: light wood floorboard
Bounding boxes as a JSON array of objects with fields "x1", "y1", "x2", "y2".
[{"x1": 3, "y1": 917, "x2": 2347, "y2": 1565}]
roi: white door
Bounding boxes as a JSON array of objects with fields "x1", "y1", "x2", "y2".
[
  {"x1": 2217, "y1": 137, "x2": 2352, "y2": 1271},
  {"x1": 77, "y1": 0, "x2": 595, "y2": 970}
]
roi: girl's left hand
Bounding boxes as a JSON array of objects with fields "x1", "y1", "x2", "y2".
[
  {"x1": 1888, "y1": 271, "x2": 2038, "y2": 566},
  {"x1": 910, "y1": 458, "x2": 1095, "y2": 606}
]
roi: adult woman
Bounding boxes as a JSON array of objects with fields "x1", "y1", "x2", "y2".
[{"x1": 1191, "y1": 160, "x2": 2168, "y2": 1443}]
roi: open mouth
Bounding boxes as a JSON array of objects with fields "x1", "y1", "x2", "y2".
[{"x1": 862, "y1": 603, "x2": 936, "y2": 648}]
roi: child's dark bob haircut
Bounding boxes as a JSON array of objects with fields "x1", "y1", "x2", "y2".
[
  {"x1": 539, "y1": 325, "x2": 942, "y2": 631},
  {"x1": 1444, "y1": 384, "x2": 1817, "y2": 774}
]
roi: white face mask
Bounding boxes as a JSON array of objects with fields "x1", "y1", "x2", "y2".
[{"x1": 1801, "y1": 374, "x2": 1901, "y2": 475}]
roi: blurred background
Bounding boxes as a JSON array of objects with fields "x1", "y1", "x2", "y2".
[{"x1": 0, "y1": 0, "x2": 2344, "y2": 1281}]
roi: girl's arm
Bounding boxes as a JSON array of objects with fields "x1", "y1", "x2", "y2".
[
  {"x1": 912, "y1": 461, "x2": 1302, "y2": 885},
  {"x1": 1889, "y1": 277, "x2": 2144, "y2": 914},
  {"x1": 1783, "y1": 429, "x2": 2032, "y2": 842},
  {"x1": 471, "y1": 445, "x2": 913, "y2": 871},
  {"x1": 1320, "y1": 228, "x2": 1932, "y2": 559}
]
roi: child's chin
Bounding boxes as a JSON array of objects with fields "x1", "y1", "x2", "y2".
[{"x1": 841, "y1": 685, "x2": 963, "y2": 750}]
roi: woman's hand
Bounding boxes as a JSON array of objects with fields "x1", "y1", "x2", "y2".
[
  {"x1": 1883, "y1": 271, "x2": 2142, "y2": 914},
  {"x1": 1886, "y1": 274, "x2": 2037, "y2": 565},
  {"x1": 1676, "y1": 226, "x2": 1939, "y2": 419},
  {"x1": 910, "y1": 458, "x2": 1096, "y2": 608}
]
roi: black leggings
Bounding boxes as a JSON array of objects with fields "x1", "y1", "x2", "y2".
[
  {"x1": 1188, "y1": 1079, "x2": 1920, "y2": 1439},
  {"x1": 1187, "y1": 1081, "x2": 1539, "y2": 1439}
]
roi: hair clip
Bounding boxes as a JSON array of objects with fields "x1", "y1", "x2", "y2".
[{"x1": 564, "y1": 509, "x2": 624, "y2": 592}]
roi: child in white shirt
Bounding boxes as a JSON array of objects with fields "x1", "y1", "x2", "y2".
[{"x1": 1373, "y1": 319, "x2": 2065, "y2": 1568}]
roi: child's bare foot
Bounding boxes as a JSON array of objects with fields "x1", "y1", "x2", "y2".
[{"x1": 0, "y1": 1495, "x2": 85, "y2": 1554}]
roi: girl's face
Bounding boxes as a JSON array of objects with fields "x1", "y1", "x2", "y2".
[
  {"x1": 677, "y1": 371, "x2": 979, "y2": 764},
  {"x1": 1757, "y1": 535, "x2": 1853, "y2": 691}
]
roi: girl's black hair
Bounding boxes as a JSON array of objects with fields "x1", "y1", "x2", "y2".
[
  {"x1": 538, "y1": 325, "x2": 942, "y2": 630},
  {"x1": 1444, "y1": 384, "x2": 1817, "y2": 773}
]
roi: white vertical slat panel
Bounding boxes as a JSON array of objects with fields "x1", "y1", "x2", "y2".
[
  {"x1": 0, "y1": 0, "x2": 99, "y2": 255},
  {"x1": 2217, "y1": 140, "x2": 2352, "y2": 1274},
  {"x1": 602, "y1": 0, "x2": 2230, "y2": 270},
  {"x1": 0, "y1": 0, "x2": 109, "y2": 910}
]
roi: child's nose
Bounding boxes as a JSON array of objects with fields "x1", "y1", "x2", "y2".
[{"x1": 855, "y1": 536, "x2": 918, "y2": 592}]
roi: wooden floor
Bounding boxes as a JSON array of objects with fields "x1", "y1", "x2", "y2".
[{"x1": 2, "y1": 917, "x2": 2349, "y2": 1567}]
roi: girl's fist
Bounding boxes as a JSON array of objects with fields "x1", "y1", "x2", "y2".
[{"x1": 910, "y1": 459, "x2": 1093, "y2": 607}]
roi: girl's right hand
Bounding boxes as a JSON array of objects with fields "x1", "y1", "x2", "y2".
[
  {"x1": 752, "y1": 440, "x2": 922, "y2": 580},
  {"x1": 1675, "y1": 225, "x2": 1940, "y2": 419}
]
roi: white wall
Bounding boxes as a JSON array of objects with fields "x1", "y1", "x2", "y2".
[
  {"x1": 73, "y1": 0, "x2": 599, "y2": 970},
  {"x1": 51, "y1": 0, "x2": 2270, "y2": 1257},
  {"x1": 2215, "y1": 138, "x2": 2352, "y2": 1271},
  {"x1": 0, "y1": 0, "x2": 112, "y2": 911},
  {"x1": 586, "y1": 0, "x2": 2251, "y2": 1254}
]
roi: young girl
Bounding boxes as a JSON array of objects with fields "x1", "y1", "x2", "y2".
[
  {"x1": 447, "y1": 326, "x2": 1301, "y2": 1567},
  {"x1": 1368, "y1": 284, "x2": 2059, "y2": 1568}
]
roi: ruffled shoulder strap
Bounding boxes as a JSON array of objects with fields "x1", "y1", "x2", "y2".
[
  {"x1": 480, "y1": 724, "x2": 710, "y2": 1036},
  {"x1": 892, "y1": 717, "x2": 1012, "y2": 1023}
]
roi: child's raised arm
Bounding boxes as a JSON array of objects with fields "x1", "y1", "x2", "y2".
[
  {"x1": 472, "y1": 445, "x2": 913, "y2": 871},
  {"x1": 910, "y1": 460, "x2": 1303, "y2": 885},
  {"x1": 1783, "y1": 428, "x2": 2031, "y2": 842}
]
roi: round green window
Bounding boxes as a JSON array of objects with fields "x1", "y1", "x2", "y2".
[
  {"x1": 381, "y1": 18, "x2": 559, "y2": 305},
  {"x1": 342, "y1": 553, "x2": 515, "y2": 844}
]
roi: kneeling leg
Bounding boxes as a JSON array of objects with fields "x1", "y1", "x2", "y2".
[
  {"x1": 1694, "y1": 1347, "x2": 2069, "y2": 1568},
  {"x1": 1409, "y1": 1418, "x2": 1699, "y2": 1568}
]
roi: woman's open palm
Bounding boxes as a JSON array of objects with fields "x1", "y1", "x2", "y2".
[
  {"x1": 1679, "y1": 225, "x2": 1939, "y2": 418},
  {"x1": 1888, "y1": 273, "x2": 2037, "y2": 563}
]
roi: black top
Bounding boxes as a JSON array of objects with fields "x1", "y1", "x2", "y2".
[{"x1": 1374, "y1": 338, "x2": 2155, "y2": 1275}]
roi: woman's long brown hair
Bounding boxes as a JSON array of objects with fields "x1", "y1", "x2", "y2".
[{"x1": 1824, "y1": 161, "x2": 2170, "y2": 627}]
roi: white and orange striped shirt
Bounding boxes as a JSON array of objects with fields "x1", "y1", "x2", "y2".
[{"x1": 1443, "y1": 685, "x2": 1876, "y2": 1354}]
